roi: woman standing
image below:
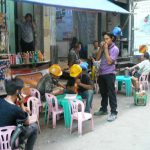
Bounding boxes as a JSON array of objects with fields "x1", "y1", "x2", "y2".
[{"x1": 94, "y1": 32, "x2": 119, "y2": 122}]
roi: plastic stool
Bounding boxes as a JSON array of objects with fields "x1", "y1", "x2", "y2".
[{"x1": 116, "y1": 75, "x2": 132, "y2": 96}]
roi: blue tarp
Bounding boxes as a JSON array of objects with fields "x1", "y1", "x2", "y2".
[{"x1": 14, "y1": 0, "x2": 129, "y2": 14}]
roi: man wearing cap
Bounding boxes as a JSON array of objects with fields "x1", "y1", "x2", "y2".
[
  {"x1": 69, "y1": 64, "x2": 94, "y2": 113},
  {"x1": 37, "y1": 64, "x2": 65, "y2": 101}
]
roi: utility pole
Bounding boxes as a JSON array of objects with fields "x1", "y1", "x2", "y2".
[
  {"x1": 128, "y1": 0, "x2": 133, "y2": 56},
  {"x1": 128, "y1": 0, "x2": 135, "y2": 56}
]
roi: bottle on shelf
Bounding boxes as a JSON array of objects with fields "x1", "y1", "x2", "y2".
[
  {"x1": 20, "y1": 53, "x2": 24, "y2": 64},
  {"x1": 34, "y1": 51, "x2": 38, "y2": 63},
  {"x1": 38, "y1": 50, "x2": 44, "y2": 62},
  {"x1": 32, "y1": 51, "x2": 35, "y2": 63},
  {"x1": 16, "y1": 54, "x2": 20, "y2": 64},
  {"x1": 18, "y1": 53, "x2": 22, "y2": 64},
  {"x1": 29, "y1": 51, "x2": 32, "y2": 63},
  {"x1": 23, "y1": 53, "x2": 27, "y2": 64},
  {"x1": 26, "y1": 51, "x2": 29, "y2": 64},
  {"x1": 12, "y1": 54, "x2": 16, "y2": 65},
  {"x1": 9, "y1": 55, "x2": 13, "y2": 64}
]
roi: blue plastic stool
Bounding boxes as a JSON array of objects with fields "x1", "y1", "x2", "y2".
[{"x1": 116, "y1": 75, "x2": 132, "y2": 96}]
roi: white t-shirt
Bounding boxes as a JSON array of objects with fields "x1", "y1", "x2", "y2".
[{"x1": 137, "y1": 59, "x2": 150, "y2": 75}]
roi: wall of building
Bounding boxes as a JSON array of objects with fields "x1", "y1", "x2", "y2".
[
  {"x1": 43, "y1": 6, "x2": 57, "y2": 62},
  {"x1": 107, "y1": 13, "x2": 120, "y2": 32},
  {"x1": 99, "y1": 0, "x2": 129, "y2": 56},
  {"x1": 34, "y1": 5, "x2": 43, "y2": 51},
  {"x1": 4, "y1": 0, "x2": 15, "y2": 54}
]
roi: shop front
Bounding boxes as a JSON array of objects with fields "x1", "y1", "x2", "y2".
[{"x1": 0, "y1": 0, "x2": 129, "y2": 95}]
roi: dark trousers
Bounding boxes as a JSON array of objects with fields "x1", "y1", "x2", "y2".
[
  {"x1": 20, "y1": 39, "x2": 34, "y2": 53},
  {"x1": 98, "y1": 74, "x2": 118, "y2": 115},
  {"x1": 20, "y1": 123, "x2": 38, "y2": 150},
  {"x1": 79, "y1": 90, "x2": 94, "y2": 113}
]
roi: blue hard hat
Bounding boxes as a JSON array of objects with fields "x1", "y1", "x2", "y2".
[
  {"x1": 80, "y1": 62, "x2": 88, "y2": 70},
  {"x1": 112, "y1": 26, "x2": 123, "y2": 37}
]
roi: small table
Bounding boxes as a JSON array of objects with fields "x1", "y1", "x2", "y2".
[
  {"x1": 45, "y1": 94, "x2": 82, "y2": 128},
  {"x1": 116, "y1": 75, "x2": 132, "y2": 96}
]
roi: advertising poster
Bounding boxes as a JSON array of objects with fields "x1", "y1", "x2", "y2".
[
  {"x1": 56, "y1": 8, "x2": 73, "y2": 41},
  {"x1": 134, "y1": 0, "x2": 150, "y2": 55}
]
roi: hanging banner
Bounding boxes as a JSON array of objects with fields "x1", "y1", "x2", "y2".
[
  {"x1": 134, "y1": 0, "x2": 150, "y2": 55},
  {"x1": 0, "y1": 60, "x2": 10, "y2": 96}
]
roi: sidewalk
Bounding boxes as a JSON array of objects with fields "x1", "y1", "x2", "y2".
[{"x1": 35, "y1": 92, "x2": 150, "y2": 150}]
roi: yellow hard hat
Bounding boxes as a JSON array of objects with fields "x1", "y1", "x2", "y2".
[
  {"x1": 49, "y1": 64, "x2": 62, "y2": 77},
  {"x1": 70, "y1": 64, "x2": 82, "y2": 78}
]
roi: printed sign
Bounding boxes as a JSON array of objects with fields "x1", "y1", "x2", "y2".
[{"x1": 134, "y1": 1, "x2": 150, "y2": 55}]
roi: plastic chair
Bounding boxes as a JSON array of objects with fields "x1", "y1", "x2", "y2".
[
  {"x1": 70, "y1": 99, "x2": 94, "y2": 135},
  {"x1": 30, "y1": 88, "x2": 42, "y2": 111},
  {"x1": 45, "y1": 93, "x2": 64, "y2": 128},
  {"x1": 0, "y1": 126, "x2": 19, "y2": 150},
  {"x1": 139, "y1": 74, "x2": 149, "y2": 91},
  {"x1": 44, "y1": 102, "x2": 49, "y2": 125},
  {"x1": 27, "y1": 96, "x2": 41, "y2": 133}
]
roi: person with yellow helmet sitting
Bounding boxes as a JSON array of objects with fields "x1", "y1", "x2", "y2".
[
  {"x1": 37, "y1": 64, "x2": 65, "y2": 101},
  {"x1": 69, "y1": 64, "x2": 94, "y2": 113}
]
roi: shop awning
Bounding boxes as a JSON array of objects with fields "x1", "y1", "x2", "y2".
[{"x1": 14, "y1": 0, "x2": 129, "y2": 14}]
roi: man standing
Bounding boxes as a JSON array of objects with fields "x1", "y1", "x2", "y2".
[
  {"x1": 0, "y1": 78, "x2": 38, "y2": 150},
  {"x1": 16, "y1": 13, "x2": 36, "y2": 52},
  {"x1": 94, "y1": 32, "x2": 119, "y2": 122}
]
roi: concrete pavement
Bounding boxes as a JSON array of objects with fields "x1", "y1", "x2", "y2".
[{"x1": 35, "y1": 91, "x2": 150, "y2": 150}]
